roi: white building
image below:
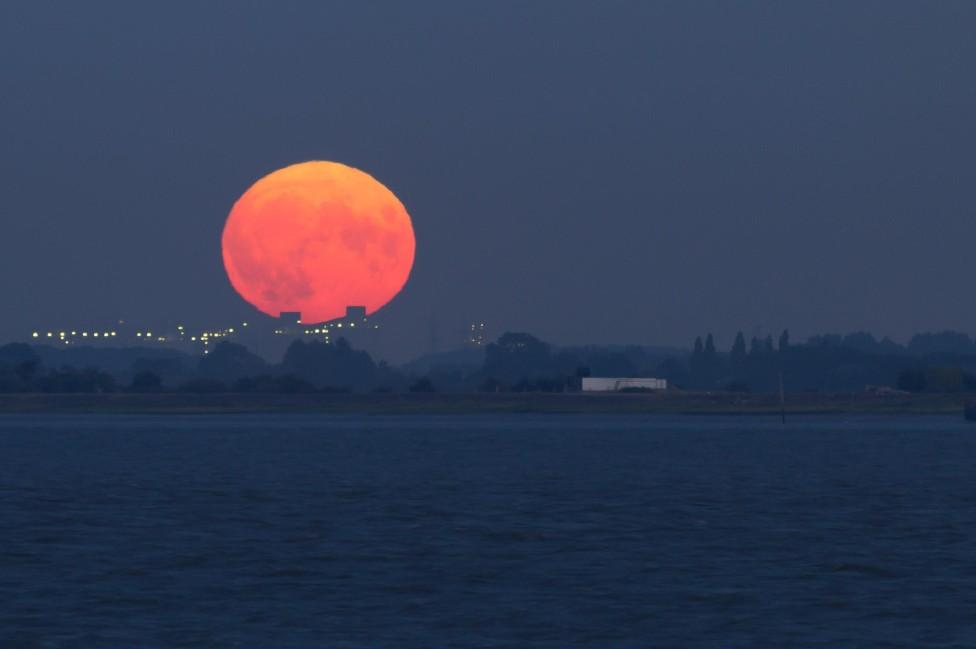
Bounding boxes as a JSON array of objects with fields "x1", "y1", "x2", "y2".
[{"x1": 582, "y1": 377, "x2": 668, "y2": 392}]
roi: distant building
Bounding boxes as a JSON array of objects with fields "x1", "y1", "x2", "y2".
[
  {"x1": 289, "y1": 306, "x2": 376, "y2": 344},
  {"x1": 467, "y1": 322, "x2": 487, "y2": 347},
  {"x1": 279, "y1": 311, "x2": 302, "y2": 325},
  {"x1": 582, "y1": 377, "x2": 668, "y2": 392},
  {"x1": 345, "y1": 306, "x2": 367, "y2": 321},
  {"x1": 272, "y1": 311, "x2": 303, "y2": 336}
]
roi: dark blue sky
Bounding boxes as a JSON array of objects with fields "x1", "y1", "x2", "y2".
[{"x1": 2, "y1": 1, "x2": 974, "y2": 359}]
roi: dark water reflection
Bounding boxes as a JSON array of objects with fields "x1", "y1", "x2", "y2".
[{"x1": 1, "y1": 414, "x2": 974, "y2": 648}]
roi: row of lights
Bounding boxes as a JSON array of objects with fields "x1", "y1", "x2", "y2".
[
  {"x1": 33, "y1": 331, "x2": 117, "y2": 338},
  {"x1": 30, "y1": 322, "x2": 250, "y2": 343},
  {"x1": 301, "y1": 319, "x2": 375, "y2": 336}
]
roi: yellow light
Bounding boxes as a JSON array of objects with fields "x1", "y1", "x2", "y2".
[
  {"x1": 350, "y1": 323, "x2": 355, "y2": 328},
  {"x1": 59, "y1": 332, "x2": 65, "y2": 338},
  {"x1": 31, "y1": 332, "x2": 38, "y2": 338},
  {"x1": 178, "y1": 325, "x2": 184, "y2": 330},
  {"x1": 337, "y1": 323, "x2": 342, "y2": 328},
  {"x1": 111, "y1": 332, "x2": 116, "y2": 336},
  {"x1": 137, "y1": 333, "x2": 142, "y2": 337},
  {"x1": 191, "y1": 336, "x2": 196, "y2": 341},
  {"x1": 228, "y1": 328, "x2": 234, "y2": 333},
  {"x1": 47, "y1": 332, "x2": 53, "y2": 337},
  {"x1": 71, "y1": 331, "x2": 77, "y2": 336},
  {"x1": 243, "y1": 322, "x2": 248, "y2": 327},
  {"x1": 82, "y1": 332, "x2": 88, "y2": 337},
  {"x1": 93, "y1": 333, "x2": 99, "y2": 337},
  {"x1": 146, "y1": 332, "x2": 152, "y2": 337}
]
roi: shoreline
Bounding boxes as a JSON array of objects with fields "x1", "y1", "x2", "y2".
[{"x1": 0, "y1": 392, "x2": 969, "y2": 416}]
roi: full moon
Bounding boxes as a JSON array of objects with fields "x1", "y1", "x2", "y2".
[{"x1": 222, "y1": 161, "x2": 415, "y2": 324}]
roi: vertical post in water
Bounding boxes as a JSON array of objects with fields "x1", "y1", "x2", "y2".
[{"x1": 778, "y1": 370, "x2": 786, "y2": 425}]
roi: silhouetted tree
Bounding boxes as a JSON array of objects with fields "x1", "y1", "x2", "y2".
[
  {"x1": 129, "y1": 356, "x2": 188, "y2": 386},
  {"x1": 482, "y1": 332, "x2": 551, "y2": 383},
  {"x1": 729, "y1": 331, "x2": 746, "y2": 366},
  {"x1": 878, "y1": 337, "x2": 906, "y2": 354},
  {"x1": 0, "y1": 343, "x2": 39, "y2": 367},
  {"x1": 907, "y1": 331, "x2": 975, "y2": 356},
  {"x1": 129, "y1": 370, "x2": 163, "y2": 393},
  {"x1": 842, "y1": 332, "x2": 879, "y2": 353},
  {"x1": 14, "y1": 359, "x2": 39, "y2": 383},
  {"x1": 704, "y1": 334, "x2": 716, "y2": 357},
  {"x1": 281, "y1": 338, "x2": 378, "y2": 391},
  {"x1": 896, "y1": 369, "x2": 926, "y2": 392},
  {"x1": 231, "y1": 374, "x2": 317, "y2": 393},
  {"x1": 808, "y1": 334, "x2": 843, "y2": 347},
  {"x1": 534, "y1": 378, "x2": 565, "y2": 392},
  {"x1": 778, "y1": 329, "x2": 790, "y2": 352},
  {"x1": 655, "y1": 357, "x2": 688, "y2": 389},
  {"x1": 0, "y1": 344, "x2": 41, "y2": 390},
  {"x1": 925, "y1": 366, "x2": 964, "y2": 392},
  {"x1": 198, "y1": 342, "x2": 267, "y2": 381},
  {"x1": 274, "y1": 375, "x2": 317, "y2": 394},
  {"x1": 38, "y1": 367, "x2": 116, "y2": 393},
  {"x1": 478, "y1": 377, "x2": 503, "y2": 392},
  {"x1": 232, "y1": 374, "x2": 274, "y2": 393},
  {"x1": 409, "y1": 376, "x2": 436, "y2": 393},
  {"x1": 177, "y1": 378, "x2": 227, "y2": 393},
  {"x1": 687, "y1": 334, "x2": 720, "y2": 389}
]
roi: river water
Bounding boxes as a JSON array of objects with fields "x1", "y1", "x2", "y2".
[{"x1": 1, "y1": 414, "x2": 974, "y2": 648}]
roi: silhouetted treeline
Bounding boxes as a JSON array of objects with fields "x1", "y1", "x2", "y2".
[
  {"x1": 425, "y1": 330, "x2": 976, "y2": 394},
  {"x1": 666, "y1": 330, "x2": 976, "y2": 393},
  {"x1": 0, "y1": 339, "x2": 409, "y2": 395},
  {"x1": 0, "y1": 344, "x2": 116, "y2": 393},
  {"x1": 7, "y1": 328, "x2": 976, "y2": 394}
]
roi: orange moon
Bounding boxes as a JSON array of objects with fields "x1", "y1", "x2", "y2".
[{"x1": 222, "y1": 161, "x2": 415, "y2": 324}]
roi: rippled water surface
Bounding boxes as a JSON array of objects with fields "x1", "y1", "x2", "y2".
[{"x1": 2, "y1": 414, "x2": 975, "y2": 648}]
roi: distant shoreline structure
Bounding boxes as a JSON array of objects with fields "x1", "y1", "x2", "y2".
[{"x1": 582, "y1": 377, "x2": 668, "y2": 392}]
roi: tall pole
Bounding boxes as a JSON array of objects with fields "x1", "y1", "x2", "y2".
[{"x1": 778, "y1": 370, "x2": 786, "y2": 425}]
